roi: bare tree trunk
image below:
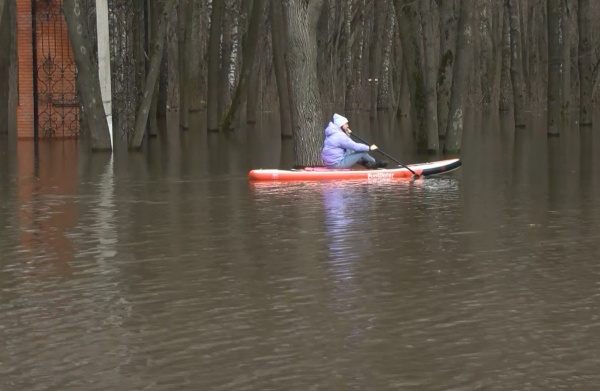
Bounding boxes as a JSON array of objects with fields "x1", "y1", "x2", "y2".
[
  {"x1": 368, "y1": 0, "x2": 385, "y2": 117},
  {"x1": 246, "y1": 55, "x2": 259, "y2": 124},
  {"x1": 444, "y1": 0, "x2": 475, "y2": 153},
  {"x1": 130, "y1": 0, "x2": 178, "y2": 148},
  {"x1": 499, "y1": 8, "x2": 512, "y2": 112},
  {"x1": 348, "y1": 0, "x2": 366, "y2": 111},
  {"x1": 547, "y1": 0, "x2": 561, "y2": 136},
  {"x1": 395, "y1": 0, "x2": 428, "y2": 150},
  {"x1": 343, "y1": 0, "x2": 353, "y2": 111},
  {"x1": 62, "y1": 0, "x2": 111, "y2": 151},
  {"x1": 578, "y1": 0, "x2": 593, "y2": 125},
  {"x1": 221, "y1": 0, "x2": 265, "y2": 132},
  {"x1": 189, "y1": 0, "x2": 203, "y2": 111},
  {"x1": 178, "y1": 0, "x2": 193, "y2": 129},
  {"x1": 506, "y1": 0, "x2": 527, "y2": 126},
  {"x1": 437, "y1": 0, "x2": 458, "y2": 139},
  {"x1": 377, "y1": 6, "x2": 395, "y2": 110},
  {"x1": 283, "y1": 0, "x2": 325, "y2": 167},
  {"x1": 148, "y1": 0, "x2": 160, "y2": 136},
  {"x1": 421, "y1": 0, "x2": 439, "y2": 152},
  {"x1": 219, "y1": 0, "x2": 234, "y2": 121},
  {"x1": 207, "y1": 0, "x2": 224, "y2": 131},
  {"x1": 270, "y1": 0, "x2": 292, "y2": 137},
  {"x1": 561, "y1": 0, "x2": 571, "y2": 114}
]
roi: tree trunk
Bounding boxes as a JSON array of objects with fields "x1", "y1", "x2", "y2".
[
  {"x1": 561, "y1": 0, "x2": 571, "y2": 114},
  {"x1": 368, "y1": 0, "x2": 385, "y2": 117},
  {"x1": 547, "y1": 0, "x2": 561, "y2": 136},
  {"x1": 282, "y1": 0, "x2": 325, "y2": 167},
  {"x1": 178, "y1": 0, "x2": 193, "y2": 130},
  {"x1": 62, "y1": 0, "x2": 111, "y2": 151},
  {"x1": 207, "y1": 0, "x2": 224, "y2": 132},
  {"x1": 148, "y1": 0, "x2": 159, "y2": 136},
  {"x1": 506, "y1": 0, "x2": 527, "y2": 127},
  {"x1": 377, "y1": 6, "x2": 395, "y2": 110},
  {"x1": 343, "y1": 0, "x2": 353, "y2": 111},
  {"x1": 421, "y1": 0, "x2": 439, "y2": 152},
  {"x1": 499, "y1": 7, "x2": 512, "y2": 112},
  {"x1": 395, "y1": 0, "x2": 428, "y2": 150},
  {"x1": 246, "y1": 55, "x2": 259, "y2": 124},
  {"x1": 221, "y1": 0, "x2": 265, "y2": 132},
  {"x1": 270, "y1": 0, "x2": 293, "y2": 137},
  {"x1": 219, "y1": 0, "x2": 234, "y2": 121},
  {"x1": 130, "y1": 0, "x2": 178, "y2": 148},
  {"x1": 444, "y1": 0, "x2": 475, "y2": 153},
  {"x1": 189, "y1": 0, "x2": 203, "y2": 111},
  {"x1": 578, "y1": 0, "x2": 593, "y2": 125},
  {"x1": 437, "y1": 0, "x2": 458, "y2": 139}
]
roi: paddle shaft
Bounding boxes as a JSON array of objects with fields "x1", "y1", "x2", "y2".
[{"x1": 350, "y1": 133, "x2": 419, "y2": 177}]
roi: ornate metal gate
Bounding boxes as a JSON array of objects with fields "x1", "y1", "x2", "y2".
[{"x1": 32, "y1": 0, "x2": 79, "y2": 139}]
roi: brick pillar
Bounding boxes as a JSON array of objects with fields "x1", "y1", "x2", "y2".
[{"x1": 16, "y1": 0, "x2": 35, "y2": 139}]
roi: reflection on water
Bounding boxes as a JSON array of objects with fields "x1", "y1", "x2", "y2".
[{"x1": 2, "y1": 113, "x2": 600, "y2": 390}]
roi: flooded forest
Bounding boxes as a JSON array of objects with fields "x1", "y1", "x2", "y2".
[{"x1": 1, "y1": 0, "x2": 600, "y2": 161}]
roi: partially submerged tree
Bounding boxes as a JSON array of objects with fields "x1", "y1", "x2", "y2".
[
  {"x1": 63, "y1": 0, "x2": 112, "y2": 150},
  {"x1": 130, "y1": 0, "x2": 178, "y2": 149},
  {"x1": 207, "y1": 0, "x2": 224, "y2": 132},
  {"x1": 282, "y1": 0, "x2": 326, "y2": 167},
  {"x1": 506, "y1": 0, "x2": 527, "y2": 127},
  {"x1": 547, "y1": 0, "x2": 562, "y2": 136},
  {"x1": 578, "y1": 0, "x2": 593, "y2": 125},
  {"x1": 444, "y1": 0, "x2": 475, "y2": 153}
]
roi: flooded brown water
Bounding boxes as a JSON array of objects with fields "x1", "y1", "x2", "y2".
[{"x1": 1, "y1": 112, "x2": 600, "y2": 390}]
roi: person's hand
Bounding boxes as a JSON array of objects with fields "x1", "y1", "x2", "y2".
[{"x1": 370, "y1": 144, "x2": 378, "y2": 150}]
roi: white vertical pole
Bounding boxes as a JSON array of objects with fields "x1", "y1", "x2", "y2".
[{"x1": 96, "y1": 0, "x2": 113, "y2": 150}]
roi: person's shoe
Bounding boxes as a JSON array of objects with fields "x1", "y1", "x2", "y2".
[
  {"x1": 364, "y1": 161, "x2": 378, "y2": 169},
  {"x1": 376, "y1": 160, "x2": 388, "y2": 168}
]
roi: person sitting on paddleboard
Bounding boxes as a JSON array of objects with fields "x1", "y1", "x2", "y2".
[{"x1": 321, "y1": 114, "x2": 388, "y2": 169}]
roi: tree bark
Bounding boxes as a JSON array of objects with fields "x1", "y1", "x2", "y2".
[
  {"x1": 178, "y1": 0, "x2": 193, "y2": 129},
  {"x1": 282, "y1": 0, "x2": 325, "y2": 167},
  {"x1": 246, "y1": 55, "x2": 259, "y2": 124},
  {"x1": 218, "y1": 0, "x2": 234, "y2": 121},
  {"x1": 368, "y1": 0, "x2": 385, "y2": 117},
  {"x1": 62, "y1": 0, "x2": 111, "y2": 151},
  {"x1": 506, "y1": 0, "x2": 527, "y2": 127},
  {"x1": 270, "y1": 0, "x2": 293, "y2": 137},
  {"x1": 343, "y1": 0, "x2": 353, "y2": 111},
  {"x1": 395, "y1": 0, "x2": 427, "y2": 150},
  {"x1": 148, "y1": 0, "x2": 159, "y2": 136},
  {"x1": 221, "y1": 0, "x2": 265, "y2": 132},
  {"x1": 421, "y1": 0, "x2": 439, "y2": 152},
  {"x1": 561, "y1": 0, "x2": 571, "y2": 114},
  {"x1": 547, "y1": 0, "x2": 561, "y2": 136},
  {"x1": 377, "y1": 6, "x2": 395, "y2": 110},
  {"x1": 499, "y1": 7, "x2": 512, "y2": 112},
  {"x1": 189, "y1": 0, "x2": 203, "y2": 111},
  {"x1": 578, "y1": 0, "x2": 593, "y2": 125},
  {"x1": 444, "y1": 0, "x2": 475, "y2": 153},
  {"x1": 130, "y1": 0, "x2": 178, "y2": 148},
  {"x1": 207, "y1": 0, "x2": 224, "y2": 132},
  {"x1": 437, "y1": 0, "x2": 458, "y2": 139}
]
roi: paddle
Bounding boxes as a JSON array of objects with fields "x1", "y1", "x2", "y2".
[{"x1": 350, "y1": 133, "x2": 420, "y2": 178}]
